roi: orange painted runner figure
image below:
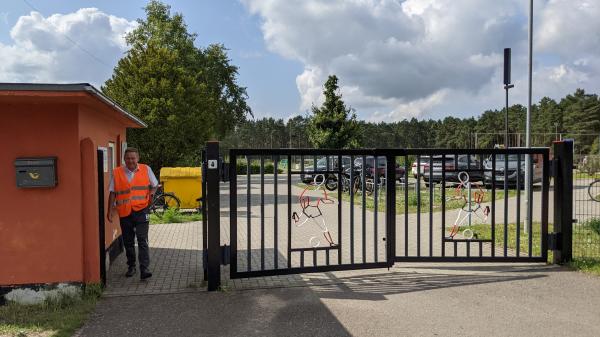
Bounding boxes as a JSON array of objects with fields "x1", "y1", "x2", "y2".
[{"x1": 292, "y1": 174, "x2": 337, "y2": 247}]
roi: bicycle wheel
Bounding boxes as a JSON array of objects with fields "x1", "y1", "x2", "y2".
[
  {"x1": 325, "y1": 176, "x2": 338, "y2": 191},
  {"x1": 589, "y1": 180, "x2": 600, "y2": 202},
  {"x1": 151, "y1": 193, "x2": 181, "y2": 218}
]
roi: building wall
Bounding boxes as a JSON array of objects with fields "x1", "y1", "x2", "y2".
[
  {"x1": 78, "y1": 103, "x2": 127, "y2": 251},
  {"x1": 0, "y1": 103, "x2": 83, "y2": 285}
]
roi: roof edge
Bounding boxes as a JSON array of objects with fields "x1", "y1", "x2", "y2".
[{"x1": 0, "y1": 83, "x2": 147, "y2": 128}]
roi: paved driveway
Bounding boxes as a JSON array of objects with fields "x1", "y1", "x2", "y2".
[{"x1": 81, "y1": 262, "x2": 600, "y2": 337}]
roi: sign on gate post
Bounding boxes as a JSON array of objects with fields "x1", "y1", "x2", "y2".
[
  {"x1": 206, "y1": 141, "x2": 221, "y2": 291},
  {"x1": 553, "y1": 139, "x2": 573, "y2": 263}
]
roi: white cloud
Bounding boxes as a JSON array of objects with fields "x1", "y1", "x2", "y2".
[
  {"x1": 0, "y1": 8, "x2": 136, "y2": 86},
  {"x1": 243, "y1": 0, "x2": 600, "y2": 121}
]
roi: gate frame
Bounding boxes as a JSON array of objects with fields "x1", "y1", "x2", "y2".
[{"x1": 205, "y1": 144, "x2": 570, "y2": 290}]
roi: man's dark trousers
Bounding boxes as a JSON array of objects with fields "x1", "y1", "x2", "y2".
[{"x1": 119, "y1": 209, "x2": 150, "y2": 271}]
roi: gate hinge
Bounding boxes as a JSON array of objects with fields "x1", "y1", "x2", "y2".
[
  {"x1": 202, "y1": 244, "x2": 230, "y2": 266},
  {"x1": 221, "y1": 244, "x2": 230, "y2": 265},
  {"x1": 547, "y1": 232, "x2": 562, "y2": 251}
]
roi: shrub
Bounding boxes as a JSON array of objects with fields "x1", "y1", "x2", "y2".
[
  {"x1": 585, "y1": 217, "x2": 600, "y2": 236},
  {"x1": 236, "y1": 161, "x2": 283, "y2": 174}
]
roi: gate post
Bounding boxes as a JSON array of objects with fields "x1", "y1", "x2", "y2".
[
  {"x1": 206, "y1": 141, "x2": 221, "y2": 290},
  {"x1": 552, "y1": 139, "x2": 573, "y2": 263}
]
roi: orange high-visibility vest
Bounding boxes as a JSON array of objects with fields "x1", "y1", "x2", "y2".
[{"x1": 113, "y1": 164, "x2": 151, "y2": 217}]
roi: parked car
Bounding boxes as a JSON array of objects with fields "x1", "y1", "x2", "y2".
[
  {"x1": 411, "y1": 155, "x2": 430, "y2": 178},
  {"x1": 483, "y1": 153, "x2": 543, "y2": 188},
  {"x1": 422, "y1": 155, "x2": 484, "y2": 186},
  {"x1": 301, "y1": 156, "x2": 352, "y2": 185},
  {"x1": 351, "y1": 156, "x2": 406, "y2": 182}
]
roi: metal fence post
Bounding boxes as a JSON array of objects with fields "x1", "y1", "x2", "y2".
[
  {"x1": 206, "y1": 141, "x2": 221, "y2": 290},
  {"x1": 553, "y1": 140, "x2": 573, "y2": 263}
]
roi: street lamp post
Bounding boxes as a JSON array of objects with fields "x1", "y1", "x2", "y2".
[{"x1": 504, "y1": 48, "x2": 514, "y2": 148}]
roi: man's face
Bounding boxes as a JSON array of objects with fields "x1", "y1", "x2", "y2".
[{"x1": 124, "y1": 151, "x2": 139, "y2": 171}]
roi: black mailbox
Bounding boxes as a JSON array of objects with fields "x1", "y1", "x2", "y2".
[{"x1": 15, "y1": 157, "x2": 58, "y2": 188}]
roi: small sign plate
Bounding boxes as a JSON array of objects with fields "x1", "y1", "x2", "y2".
[{"x1": 208, "y1": 160, "x2": 218, "y2": 169}]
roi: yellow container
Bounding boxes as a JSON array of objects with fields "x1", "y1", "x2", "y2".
[{"x1": 159, "y1": 167, "x2": 202, "y2": 209}]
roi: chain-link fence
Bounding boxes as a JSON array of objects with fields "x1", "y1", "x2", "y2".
[{"x1": 573, "y1": 155, "x2": 600, "y2": 260}]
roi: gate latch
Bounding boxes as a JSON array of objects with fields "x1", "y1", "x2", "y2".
[
  {"x1": 547, "y1": 233, "x2": 562, "y2": 251},
  {"x1": 221, "y1": 244, "x2": 230, "y2": 266}
]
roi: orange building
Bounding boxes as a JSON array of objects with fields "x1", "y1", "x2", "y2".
[{"x1": 0, "y1": 83, "x2": 146, "y2": 288}]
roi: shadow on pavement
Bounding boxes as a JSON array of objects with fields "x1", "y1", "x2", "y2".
[{"x1": 306, "y1": 269, "x2": 547, "y2": 301}]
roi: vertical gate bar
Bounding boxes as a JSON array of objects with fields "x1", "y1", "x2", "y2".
[
  {"x1": 453, "y1": 241, "x2": 457, "y2": 257},
  {"x1": 374, "y1": 156, "x2": 378, "y2": 262},
  {"x1": 260, "y1": 156, "x2": 265, "y2": 270},
  {"x1": 441, "y1": 154, "x2": 446, "y2": 257},
  {"x1": 287, "y1": 154, "x2": 292, "y2": 269},
  {"x1": 386, "y1": 154, "x2": 397, "y2": 264},
  {"x1": 362, "y1": 154, "x2": 366, "y2": 263},
  {"x1": 504, "y1": 152, "x2": 509, "y2": 257},
  {"x1": 404, "y1": 155, "x2": 409, "y2": 257},
  {"x1": 201, "y1": 151, "x2": 207, "y2": 280},
  {"x1": 467, "y1": 241, "x2": 471, "y2": 257},
  {"x1": 516, "y1": 154, "x2": 521, "y2": 257},
  {"x1": 479, "y1": 241, "x2": 483, "y2": 257},
  {"x1": 300, "y1": 251, "x2": 305, "y2": 268},
  {"x1": 429, "y1": 155, "x2": 433, "y2": 257},
  {"x1": 230, "y1": 151, "x2": 237, "y2": 278},
  {"x1": 350, "y1": 155, "x2": 355, "y2": 264},
  {"x1": 337, "y1": 154, "x2": 342, "y2": 265},
  {"x1": 528, "y1": 154, "x2": 533, "y2": 257},
  {"x1": 313, "y1": 248, "x2": 317, "y2": 267},
  {"x1": 416, "y1": 155, "x2": 421, "y2": 257},
  {"x1": 206, "y1": 142, "x2": 221, "y2": 291},
  {"x1": 274, "y1": 155, "x2": 278, "y2": 269},
  {"x1": 326, "y1": 248, "x2": 330, "y2": 266},
  {"x1": 491, "y1": 153, "x2": 496, "y2": 257},
  {"x1": 246, "y1": 155, "x2": 252, "y2": 271},
  {"x1": 541, "y1": 151, "x2": 550, "y2": 260}
]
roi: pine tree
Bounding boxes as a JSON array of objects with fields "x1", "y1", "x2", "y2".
[{"x1": 308, "y1": 75, "x2": 361, "y2": 149}]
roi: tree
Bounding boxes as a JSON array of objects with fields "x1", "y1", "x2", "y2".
[
  {"x1": 102, "y1": 1, "x2": 251, "y2": 169},
  {"x1": 561, "y1": 89, "x2": 600, "y2": 155},
  {"x1": 307, "y1": 75, "x2": 360, "y2": 148}
]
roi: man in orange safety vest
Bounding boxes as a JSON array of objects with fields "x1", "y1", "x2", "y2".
[{"x1": 107, "y1": 147, "x2": 158, "y2": 280}]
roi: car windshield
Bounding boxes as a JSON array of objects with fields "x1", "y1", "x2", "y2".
[{"x1": 354, "y1": 156, "x2": 386, "y2": 168}]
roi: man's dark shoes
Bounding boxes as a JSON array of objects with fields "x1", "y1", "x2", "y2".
[
  {"x1": 140, "y1": 269, "x2": 153, "y2": 280},
  {"x1": 125, "y1": 266, "x2": 136, "y2": 277}
]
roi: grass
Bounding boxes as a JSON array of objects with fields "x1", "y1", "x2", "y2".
[
  {"x1": 0, "y1": 284, "x2": 102, "y2": 337},
  {"x1": 301, "y1": 182, "x2": 517, "y2": 215},
  {"x1": 459, "y1": 222, "x2": 543, "y2": 257},
  {"x1": 569, "y1": 258, "x2": 600, "y2": 276},
  {"x1": 573, "y1": 170, "x2": 600, "y2": 180},
  {"x1": 150, "y1": 208, "x2": 202, "y2": 224}
]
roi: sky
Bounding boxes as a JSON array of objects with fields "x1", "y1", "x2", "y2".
[{"x1": 1, "y1": 0, "x2": 599, "y2": 123}]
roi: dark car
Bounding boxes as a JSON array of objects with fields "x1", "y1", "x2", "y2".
[
  {"x1": 351, "y1": 156, "x2": 406, "y2": 182},
  {"x1": 422, "y1": 155, "x2": 484, "y2": 186},
  {"x1": 483, "y1": 153, "x2": 543, "y2": 188},
  {"x1": 301, "y1": 156, "x2": 353, "y2": 184}
]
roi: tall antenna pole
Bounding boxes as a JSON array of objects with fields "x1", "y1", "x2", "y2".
[{"x1": 525, "y1": 0, "x2": 533, "y2": 234}]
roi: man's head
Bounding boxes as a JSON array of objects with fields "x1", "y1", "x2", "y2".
[{"x1": 123, "y1": 147, "x2": 140, "y2": 171}]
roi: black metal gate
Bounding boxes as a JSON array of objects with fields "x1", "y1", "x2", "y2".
[{"x1": 226, "y1": 147, "x2": 551, "y2": 280}]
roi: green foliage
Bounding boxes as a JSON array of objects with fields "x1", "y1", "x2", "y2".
[
  {"x1": 102, "y1": 1, "x2": 251, "y2": 170},
  {"x1": 584, "y1": 218, "x2": 600, "y2": 236},
  {"x1": 308, "y1": 75, "x2": 361, "y2": 149},
  {"x1": 0, "y1": 284, "x2": 102, "y2": 337},
  {"x1": 150, "y1": 208, "x2": 202, "y2": 224},
  {"x1": 235, "y1": 161, "x2": 283, "y2": 174}
]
